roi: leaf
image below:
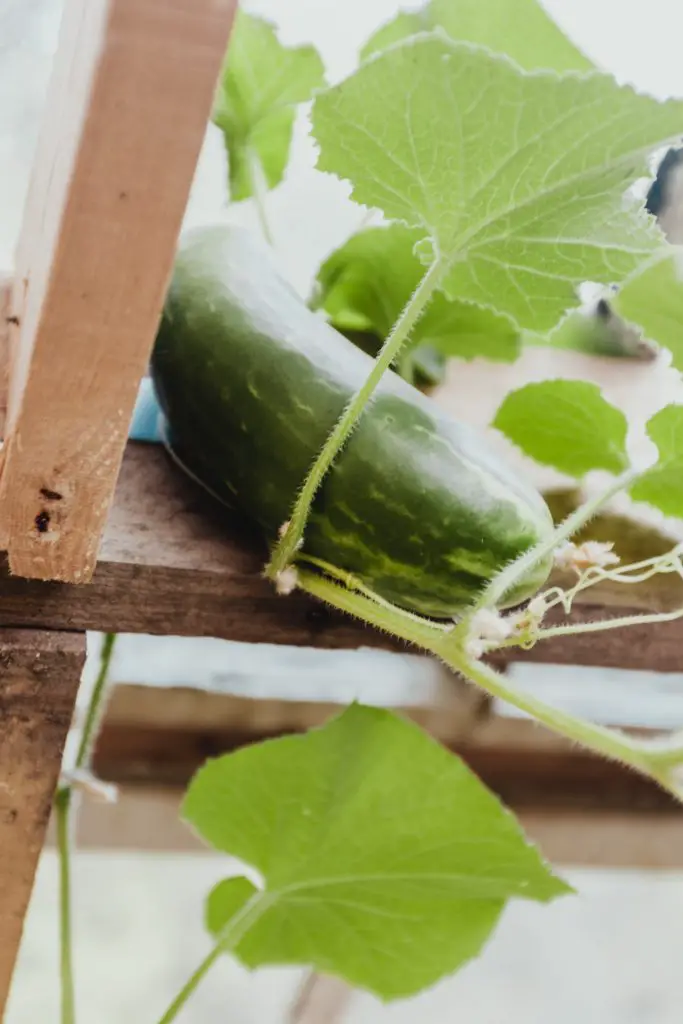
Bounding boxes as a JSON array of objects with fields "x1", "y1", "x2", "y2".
[
  {"x1": 614, "y1": 250, "x2": 683, "y2": 371},
  {"x1": 316, "y1": 224, "x2": 521, "y2": 364},
  {"x1": 493, "y1": 380, "x2": 630, "y2": 476},
  {"x1": 185, "y1": 704, "x2": 568, "y2": 1000},
  {"x1": 362, "y1": 0, "x2": 592, "y2": 73},
  {"x1": 524, "y1": 307, "x2": 653, "y2": 360},
  {"x1": 312, "y1": 35, "x2": 683, "y2": 331},
  {"x1": 206, "y1": 876, "x2": 259, "y2": 936},
  {"x1": 214, "y1": 11, "x2": 325, "y2": 201},
  {"x1": 631, "y1": 405, "x2": 683, "y2": 517}
]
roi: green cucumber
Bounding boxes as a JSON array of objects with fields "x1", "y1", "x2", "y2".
[{"x1": 151, "y1": 225, "x2": 554, "y2": 618}]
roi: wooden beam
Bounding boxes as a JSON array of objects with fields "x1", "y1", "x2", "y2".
[
  {"x1": 0, "y1": 444, "x2": 682, "y2": 669},
  {"x1": 0, "y1": 629, "x2": 86, "y2": 1020},
  {"x1": 46, "y1": 785, "x2": 683, "y2": 869},
  {"x1": 0, "y1": 0, "x2": 237, "y2": 583},
  {"x1": 90, "y1": 684, "x2": 681, "y2": 815}
]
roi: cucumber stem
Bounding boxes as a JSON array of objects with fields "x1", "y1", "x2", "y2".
[
  {"x1": 531, "y1": 604, "x2": 683, "y2": 642},
  {"x1": 470, "y1": 466, "x2": 642, "y2": 617},
  {"x1": 247, "y1": 147, "x2": 274, "y2": 247},
  {"x1": 267, "y1": 257, "x2": 445, "y2": 579},
  {"x1": 295, "y1": 568, "x2": 683, "y2": 802},
  {"x1": 155, "y1": 893, "x2": 269, "y2": 1024}
]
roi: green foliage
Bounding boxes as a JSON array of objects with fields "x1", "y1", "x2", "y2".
[
  {"x1": 312, "y1": 35, "x2": 683, "y2": 332},
  {"x1": 361, "y1": 0, "x2": 592, "y2": 72},
  {"x1": 315, "y1": 224, "x2": 521, "y2": 371},
  {"x1": 185, "y1": 704, "x2": 568, "y2": 1000},
  {"x1": 524, "y1": 307, "x2": 653, "y2": 360},
  {"x1": 493, "y1": 380, "x2": 630, "y2": 476},
  {"x1": 631, "y1": 406, "x2": 683, "y2": 517},
  {"x1": 213, "y1": 10, "x2": 325, "y2": 201},
  {"x1": 615, "y1": 251, "x2": 683, "y2": 371}
]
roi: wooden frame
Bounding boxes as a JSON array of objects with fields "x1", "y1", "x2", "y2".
[
  {"x1": 0, "y1": 1, "x2": 237, "y2": 1014},
  {"x1": 0, "y1": 629, "x2": 85, "y2": 1020},
  {"x1": 1, "y1": 1, "x2": 683, "y2": 1020},
  {"x1": 0, "y1": 0, "x2": 237, "y2": 584}
]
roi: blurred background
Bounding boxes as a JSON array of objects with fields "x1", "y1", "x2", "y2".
[{"x1": 4, "y1": 0, "x2": 683, "y2": 1021}]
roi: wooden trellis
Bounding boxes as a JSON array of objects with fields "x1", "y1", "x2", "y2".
[{"x1": 1, "y1": 0, "x2": 683, "y2": 1020}]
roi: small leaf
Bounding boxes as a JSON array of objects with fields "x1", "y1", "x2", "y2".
[
  {"x1": 362, "y1": 0, "x2": 592, "y2": 72},
  {"x1": 214, "y1": 11, "x2": 325, "y2": 201},
  {"x1": 316, "y1": 224, "x2": 521, "y2": 363},
  {"x1": 614, "y1": 251, "x2": 683, "y2": 371},
  {"x1": 185, "y1": 704, "x2": 568, "y2": 1001},
  {"x1": 206, "y1": 876, "x2": 258, "y2": 936},
  {"x1": 631, "y1": 405, "x2": 683, "y2": 517},
  {"x1": 494, "y1": 380, "x2": 630, "y2": 476},
  {"x1": 312, "y1": 36, "x2": 683, "y2": 331},
  {"x1": 525, "y1": 307, "x2": 653, "y2": 360}
]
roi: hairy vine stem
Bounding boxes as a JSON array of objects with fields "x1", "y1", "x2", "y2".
[
  {"x1": 156, "y1": 893, "x2": 271, "y2": 1023},
  {"x1": 296, "y1": 569, "x2": 683, "y2": 802},
  {"x1": 471, "y1": 466, "x2": 643, "y2": 616},
  {"x1": 247, "y1": 147, "x2": 274, "y2": 247},
  {"x1": 266, "y1": 257, "x2": 445, "y2": 578}
]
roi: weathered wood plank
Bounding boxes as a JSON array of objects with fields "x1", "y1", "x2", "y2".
[
  {"x1": 0, "y1": 444, "x2": 682, "y2": 669},
  {"x1": 0, "y1": 0, "x2": 237, "y2": 583},
  {"x1": 90, "y1": 684, "x2": 680, "y2": 814},
  {"x1": 47, "y1": 785, "x2": 683, "y2": 868},
  {"x1": 0, "y1": 629, "x2": 86, "y2": 1020}
]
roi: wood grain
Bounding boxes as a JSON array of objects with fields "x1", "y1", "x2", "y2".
[
  {"x1": 0, "y1": 275, "x2": 10, "y2": 440},
  {"x1": 0, "y1": 0, "x2": 237, "y2": 583},
  {"x1": 91, "y1": 684, "x2": 680, "y2": 815},
  {"x1": 0, "y1": 444, "x2": 682, "y2": 669},
  {"x1": 0, "y1": 629, "x2": 85, "y2": 1020},
  {"x1": 45, "y1": 785, "x2": 683, "y2": 868}
]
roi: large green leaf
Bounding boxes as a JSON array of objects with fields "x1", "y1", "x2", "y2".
[
  {"x1": 362, "y1": 0, "x2": 592, "y2": 72},
  {"x1": 631, "y1": 405, "x2": 683, "y2": 517},
  {"x1": 213, "y1": 11, "x2": 325, "y2": 201},
  {"x1": 316, "y1": 224, "x2": 520, "y2": 366},
  {"x1": 494, "y1": 380, "x2": 630, "y2": 476},
  {"x1": 185, "y1": 704, "x2": 568, "y2": 1000},
  {"x1": 312, "y1": 35, "x2": 683, "y2": 331},
  {"x1": 614, "y1": 250, "x2": 683, "y2": 371}
]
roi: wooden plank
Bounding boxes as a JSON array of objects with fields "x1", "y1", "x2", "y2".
[
  {"x1": 0, "y1": 629, "x2": 86, "y2": 1020},
  {"x1": 46, "y1": 785, "x2": 683, "y2": 869},
  {"x1": 90, "y1": 684, "x2": 681, "y2": 814},
  {"x1": 0, "y1": 444, "x2": 682, "y2": 669},
  {"x1": 0, "y1": 0, "x2": 237, "y2": 583}
]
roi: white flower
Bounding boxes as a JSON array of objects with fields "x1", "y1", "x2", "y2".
[
  {"x1": 469, "y1": 607, "x2": 514, "y2": 643},
  {"x1": 554, "y1": 540, "x2": 619, "y2": 574},
  {"x1": 275, "y1": 566, "x2": 299, "y2": 596},
  {"x1": 527, "y1": 595, "x2": 548, "y2": 619},
  {"x1": 465, "y1": 607, "x2": 514, "y2": 659}
]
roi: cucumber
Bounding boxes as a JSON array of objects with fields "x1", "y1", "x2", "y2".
[{"x1": 151, "y1": 225, "x2": 554, "y2": 618}]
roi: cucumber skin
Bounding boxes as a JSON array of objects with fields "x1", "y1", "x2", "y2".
[{"x1": 151, "y1": 226, "x2": 554, "y2": 618}]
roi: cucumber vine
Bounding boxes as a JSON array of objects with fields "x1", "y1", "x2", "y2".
[{"x1": 52, "y1": 2, "x2": 683, "y2": 1022}]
